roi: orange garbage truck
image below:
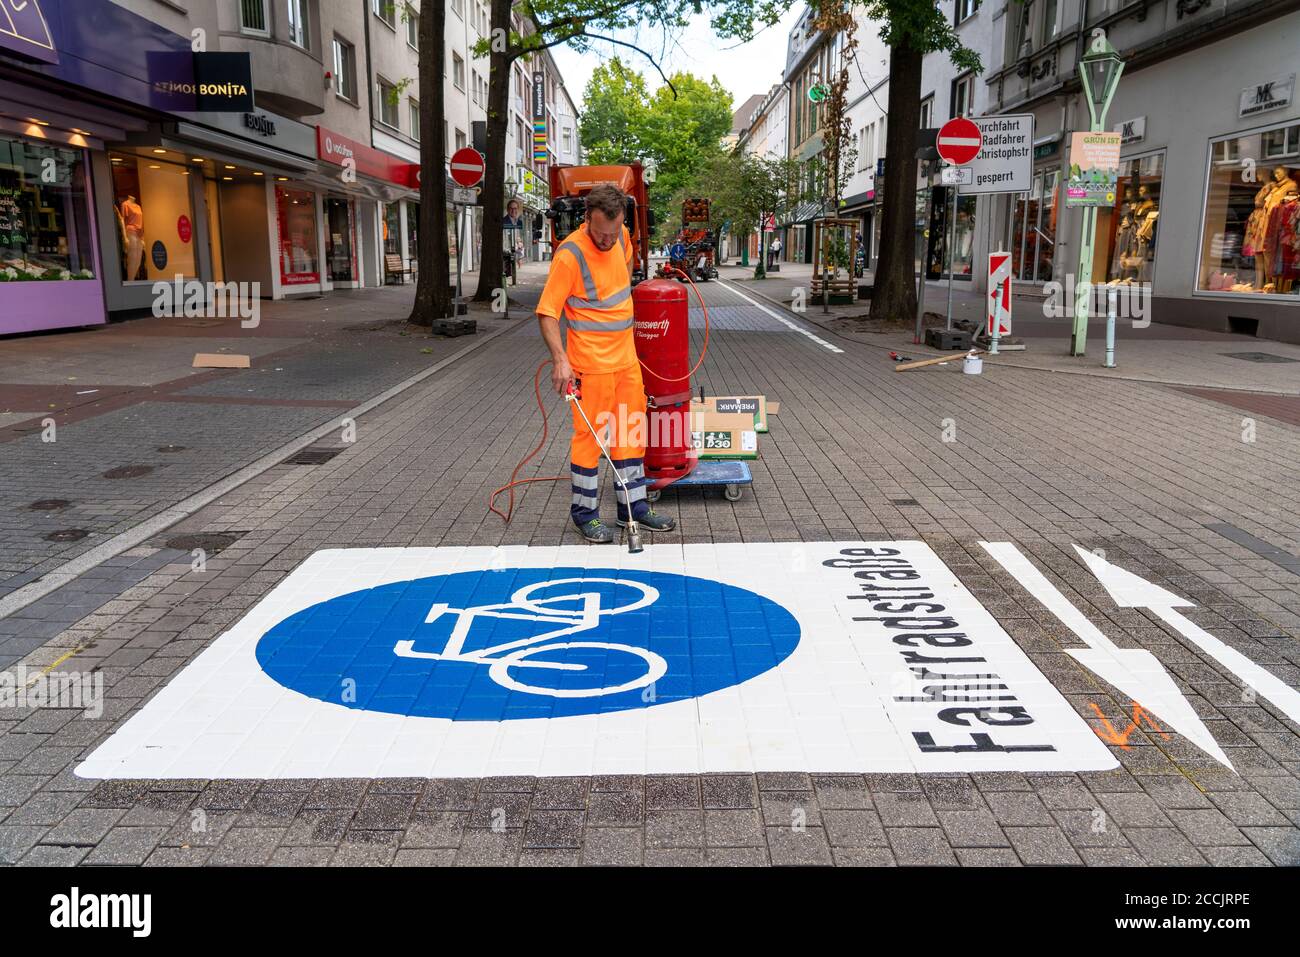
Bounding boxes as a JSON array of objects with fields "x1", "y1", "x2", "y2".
[{"x1": 547, "y1": 163, "x2": 653, "y2": 283}]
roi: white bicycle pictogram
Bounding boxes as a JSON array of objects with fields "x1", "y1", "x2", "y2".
[{"x1": 392, "y1": 577, "x2": 667, "y2": 698}]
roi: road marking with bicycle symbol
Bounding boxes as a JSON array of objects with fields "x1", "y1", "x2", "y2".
[{"x1": 76, "y1": 544, "x2": 1118, "y2": 779}]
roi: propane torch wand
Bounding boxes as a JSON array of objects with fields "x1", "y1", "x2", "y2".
[{"x1": 564, "y1": 382, "x2": 643, "y2": 554}]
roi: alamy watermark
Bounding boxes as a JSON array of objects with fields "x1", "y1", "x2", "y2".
[
  {"x1": 152, "y1": 275, "x2": 260, "y2": 328},
  {"x1": 1042, "y1": 275, "x2": 1151, "y2": 327},
  {"x1": 0, "y1": 666, "x2": 103, "y2": 718}
]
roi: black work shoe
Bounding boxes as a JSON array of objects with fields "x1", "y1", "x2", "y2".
[
  {"x1": 576, "y1": 519, "x2": 614, "y2": 544},
  {"x1": 618, "y1": 510, "x2": 676, "y2": 531}
]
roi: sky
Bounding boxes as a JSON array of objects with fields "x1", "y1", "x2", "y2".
[{"x1": 550, "y1": 6, "x2": 807, "y2": 115}]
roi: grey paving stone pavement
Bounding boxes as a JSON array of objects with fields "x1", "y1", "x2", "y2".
[{"x1": 1, "y1": 279, "x2": 1298, "y2": 866}]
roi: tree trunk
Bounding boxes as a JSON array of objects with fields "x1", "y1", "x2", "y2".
[
  {"x1": 872, "y1": 34, "x2": 923, "y2": 322},
  {"x1": 409, "y1": 0, "x2": 452, "y2": 325},
  {"x1": 474, "y1": 0, "x2": 515, "y2": 302}
]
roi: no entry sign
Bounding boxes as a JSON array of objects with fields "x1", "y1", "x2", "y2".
[
  {"x1": 936, "y1": 116, "x2": 982, "y2": 166},
  {"x1": 449, "y1": 147, "x2": 485, "y2": 188}
]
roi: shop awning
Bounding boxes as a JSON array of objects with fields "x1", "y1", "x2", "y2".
[{"x1": 779, "y1": 200, "x2": 825, "y2": 226}]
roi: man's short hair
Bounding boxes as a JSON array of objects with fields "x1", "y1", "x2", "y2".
[{"x1": 585, "y1": 183, "x2": 627, "y2": 221}]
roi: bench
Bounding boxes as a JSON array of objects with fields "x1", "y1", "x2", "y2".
[{"x1": 385, "y1": 254, "x2": 410, "y2": 284}]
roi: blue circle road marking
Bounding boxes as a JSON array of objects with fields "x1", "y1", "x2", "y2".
[{"x1": 255, "y1": 567, "x2": 801, "y2": 721}]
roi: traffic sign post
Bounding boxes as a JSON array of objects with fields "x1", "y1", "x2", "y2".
[{"x1": 935, "y1": 119, "x2": 982, "y2": 333}]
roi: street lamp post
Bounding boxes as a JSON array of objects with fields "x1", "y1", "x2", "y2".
[{"x1": 1071, "y1": 32, "x2": 1124, "y2": 357}]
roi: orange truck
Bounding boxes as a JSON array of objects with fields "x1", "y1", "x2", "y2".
[{"x1": 547, "y1": 163, "x2": 653, "y2": 282}]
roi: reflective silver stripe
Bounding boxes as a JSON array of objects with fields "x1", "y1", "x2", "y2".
[
  {"x1": 571, "y1": 471, "x2": 599, "y2": 490},
  {"x1": 558, "y1": 241, "x2": 597, "y2": 300},
  {"x1": 567, "y1": 315, "x2": 635, "y2": 331},
  {"x1": 566, "y1": 285, "x2": 632, "y2": 312}
]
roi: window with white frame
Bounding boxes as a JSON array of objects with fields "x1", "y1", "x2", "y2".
[
  {"x1": 951, "y1": 73, "x2": 974, "y2": 118},
  {"x1": 919, "y1": 96, "x2": 934, "y2": 130},
  {"x1": 406, "y1": 4, "x2": 418, "y2": 47},
  {"x1": 240, "y1": 0, "x2": 269, "y2": 34},
  {"x1": 377, "y1": 78, "x2": 399, "y2": 128},
  {"x1": 410, "y1": 100, "x2": 420, "y2": 141},
  {"x1": 562, "y1": 126, "x2": 572, "y2": 154},
  {"x1": 373, "y1": 0, "x2": 396, "y2": 28},
  {"x1": 333, "y1": 38, "x2": 356, "y2": 101},
  {"x1": 455, "y1": 128, "x2": 467, "y2": 151},
  {"x1": 287, "y1": 0, "x2": 308, "y2": 48},
  {"x1": 1040, "y1": 0, "x2": 1059, "y2": 46},
  {"x1": 955, "y1": 0, "x2": 980, "y2": 23},
  {"x1": 452, "y1": 53, "x2": 465, "y2": 90},
  {"x1": 451, "y1": 0, "x2": 463, "y2": 19}
]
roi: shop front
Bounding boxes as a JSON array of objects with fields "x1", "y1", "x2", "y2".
[
  {"x1": 316, "y1": 125, "x2": 417, "y2": 290},
  {"x1": 1087, "y1": 11, "x2": 1300, "y2": 341},
  {"x1": 101, "y1": 109, "x2": 318, "y2": 307},
  {"x1": 0, "y1": 124, "x2": 104, "y2": 334},
  {"x1": 0, "y1": 0, "x2": 201, "y2": 334}
]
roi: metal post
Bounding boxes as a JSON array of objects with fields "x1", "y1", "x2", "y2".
[
  {"x1": 916, "y1": 162, "x2": 932, "y2": 344},
  {"x1": 945, "y1": 184, "x2": 957, "y2": 332},
  {"x1": 1071, "y1": 205, "x2": 1096, "y2": 355},
  {"x1": 454, "y1": 204, "x2": 464, "y2": 321},
  {"x1": 1104, "y1": 285, "x2": 1117, "y2": 368},
  {"x1": 989, "y1": 259, "x2": 1002, "y2": 357}
]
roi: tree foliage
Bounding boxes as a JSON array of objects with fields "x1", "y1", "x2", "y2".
[
  {"x1": 579, "y1": 61, "x2": 733, "y2": 242},
  {"x1": 465, "y1": 0, "x2": 796, "y2": 298}
]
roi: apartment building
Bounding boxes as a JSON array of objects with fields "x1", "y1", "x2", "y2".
[{"x1": 840, "y1": 17, "x2": 890, "y2": 268}]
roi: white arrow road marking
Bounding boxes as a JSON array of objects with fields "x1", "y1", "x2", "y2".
[
  {"x1": 979, "y1": 541, "x2": 1234, "y2": 771},
  {"x1": 1074, "y1": 545, "x2": 1300, "y2": 730}
]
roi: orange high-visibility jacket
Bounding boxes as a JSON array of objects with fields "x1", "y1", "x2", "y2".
[{"x1": 537, "y1": 224, "x2": 636, "y2": 374}]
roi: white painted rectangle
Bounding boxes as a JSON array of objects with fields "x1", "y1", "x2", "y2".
[{"x1": 76, "y1": 543, "x2": 1115, "y2": 779}]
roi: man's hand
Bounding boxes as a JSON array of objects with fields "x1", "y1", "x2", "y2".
[{"x1": 551, "y1": 356, "x2": 575, "y2": 396}]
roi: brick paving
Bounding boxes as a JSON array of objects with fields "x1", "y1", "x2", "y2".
[{"x1": 1, "y1": 277, "x2": 1298, "y2": 865}]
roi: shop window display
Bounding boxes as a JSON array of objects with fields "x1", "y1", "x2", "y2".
[
  {"x1": 1199, "y1": 123, "x2": 1300, "y2": 296},
  {"x1": 110, "y1": 152, "x2": 197, "y2": 282},
  {"x1": 1010, "y1": 168, "x2": 1060, "y2": 283},
  {"x1": 0, "y1": 135, "x2": 95, "y2": 282},
  {"x1": 275, "y1": 185, "x2": 319, "y2": 285},
  {"x1": 1102, "y1": 153, "x2": 1163, "y2": 286}
]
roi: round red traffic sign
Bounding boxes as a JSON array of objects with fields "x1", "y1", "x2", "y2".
[
  {"x1": 936, "y1": 117, "x2": 982, "y2": 166},
  {"x1": 449, "y1": 147, "x2": 485, "y2": 188}
]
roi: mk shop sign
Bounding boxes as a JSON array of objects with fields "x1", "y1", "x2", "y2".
[{"x1": 316, "y1": 127, "x2": 418, "y2": 189}]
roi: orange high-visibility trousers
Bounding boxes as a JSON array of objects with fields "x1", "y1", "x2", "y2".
[{"x1": 570, "y1": 365, "x2": 647, "y2": 525}]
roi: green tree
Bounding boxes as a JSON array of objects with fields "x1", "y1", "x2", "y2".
[
  {"x1": 579, "y1": 63, "x2": 733, "y2": 243},
  {"x1": 861, "y1": 0, "x2": 981, "y2": 322},
  {"x1": 579, "y1": 59, "x2": 651, "y2": 162},
  {"x1": 468, "y1": 0, "x2": 794, "y2": 301}
]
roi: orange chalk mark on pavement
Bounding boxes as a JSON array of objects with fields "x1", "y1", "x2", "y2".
[{"x1": 1088, "y1": 701, "x2": 1171, "y2": 749}]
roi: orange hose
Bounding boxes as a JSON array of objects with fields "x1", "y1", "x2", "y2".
[{"x1": 488, "y1": 359, "x2": 566, "y2": 523}]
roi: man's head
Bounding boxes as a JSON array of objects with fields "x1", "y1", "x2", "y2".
[
  {"x1": 584, "y1": 184, "x2": 627, "y2": 251},
  {"x1": 507, "y1": 199, "x2": 521, "y2": 218}
]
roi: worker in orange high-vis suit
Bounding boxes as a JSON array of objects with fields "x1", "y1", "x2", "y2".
[{"x1": 536, "y1": 183, "x2": 676, "y2": 544}]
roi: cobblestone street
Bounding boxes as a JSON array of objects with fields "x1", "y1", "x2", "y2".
[{"x1": 2, "y1": 276, "x2": 1298, "y2": 866}]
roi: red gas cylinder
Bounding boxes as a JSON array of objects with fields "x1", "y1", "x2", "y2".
[{"x1": 632, "y1": 279, "x2": 696, "y2": 487}]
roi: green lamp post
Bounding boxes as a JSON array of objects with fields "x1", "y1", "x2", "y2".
[{"x1": 1070, "y1": 32, "x2": 1124, "y2": 356}]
